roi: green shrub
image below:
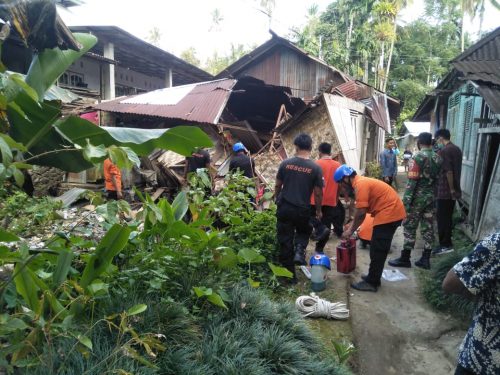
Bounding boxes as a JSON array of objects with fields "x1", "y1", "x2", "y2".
[
  {"x1": 364, "y1": 161, "x2": 382, "y2": 179},
  {"x1": 0, "y1": 190, "x2": 62, "y2": 235},
  {"x1": 418, "y1": 230, "x2": 475, "y2": 321}
]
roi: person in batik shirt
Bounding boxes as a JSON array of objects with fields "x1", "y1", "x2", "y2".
[{"x1": 442, "y1": 232, "x2": 500, "y2": 375}]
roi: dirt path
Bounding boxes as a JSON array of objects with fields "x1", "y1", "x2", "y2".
[
  {"x1": 348, "y1": 227, "x2": 466, "y2": 375},
  {"x1": 302, "y1": 170, "x2": 467, "y2": 375}
]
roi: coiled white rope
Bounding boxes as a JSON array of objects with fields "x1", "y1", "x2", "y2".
[{"x1": 295, "y1": 293, "x2": 350, "y2": 320}]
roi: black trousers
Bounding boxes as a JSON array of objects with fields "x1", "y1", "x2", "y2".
[
  {"x1": 436, "y1": 199, "x2": 455, "y2": 248},
  {"x1": 454, "y1": 364, "x2": 476, "y2": 375},
  {"x1": 365, "y1": 220, "x2": 402, "y2": 286},
  {"x1": 107, "y1": 191, "x2": 119, "y2": 200},
  {"x1": 310, "y1": 204, "x2": 344, "y2": 251},
  {"x1": 276, "y1": 200, "x2": 312, "y2": 270}
]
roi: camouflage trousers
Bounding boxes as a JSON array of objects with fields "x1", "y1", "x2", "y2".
[{"x1": 403, "y1": 198, "x2": 435, "y2": 252}]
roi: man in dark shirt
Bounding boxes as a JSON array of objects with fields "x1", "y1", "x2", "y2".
[
  {"x1": 274, "y1": 133, "x2": 323, "y2": 281},
  {"x1": 229, "y1": 142, "x2": 255, "y2": 179},
  {"x1": 433, "y1": 129, "x2": 463, "y2": 255},
  {"x1": 184, "y1": 148, "x2": 211, "y2": 178}
]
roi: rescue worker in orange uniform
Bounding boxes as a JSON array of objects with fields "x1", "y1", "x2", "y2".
[
  {"x1": 103, "y1": 158, "x2": 123, "y2": 200},
  {"x1": 335, "y1": 165, "x2": 406, "y2": 292}
]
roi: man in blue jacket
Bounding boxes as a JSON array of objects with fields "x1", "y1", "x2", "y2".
[{"x1": 379, "y1": 138, "x2": 398, "y2": 186}]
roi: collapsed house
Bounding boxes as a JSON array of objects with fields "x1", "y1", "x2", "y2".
[
  {"x1": 412, "y1": 26, "x2": 500, "y2": 239},
  {"x1": 275, "y1": 81, "x2": 400, "y2": 174},
  {"x1": 91, "y1": 31, "x2": 401, "y2": 190},
  {"x1": 215, "y1": 31, "x2": 400, "y2": 179}
]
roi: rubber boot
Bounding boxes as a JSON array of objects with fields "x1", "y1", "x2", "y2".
[
  {"x1": 388, "y1": 250, "x2": 412, "y2": 268},
  {"x1": 415, "y1": 249, "x2": 431, "y2": 270},
  {"x1": 293, "y1": 245, "x2": 306, "y2": 265}
]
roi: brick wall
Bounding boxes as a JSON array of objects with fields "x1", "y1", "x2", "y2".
[{"x1": 281, "y1": 104, "x2": 341, "y2": 159}]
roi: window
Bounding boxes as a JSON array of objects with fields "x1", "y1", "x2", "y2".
[
  {"x1": 58, "y1": 72, "x2": 69, "y2": 85},
  {"x1": 115, "y1": 85, "x2": 136, "y2": 97},
  {"x1": 70, "y1": 73, "x2": 84, "y2": 86},
  {"x1": 58, "y1": 71, "x2": 84, "y2": 87}
]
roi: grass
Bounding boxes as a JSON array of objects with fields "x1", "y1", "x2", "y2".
[
  {"x1": 417, "y1": 228, "x2": 475, "y2": 322},
  {"x1": 20, "y1": 287, "x2": 353, "y2": 375}
]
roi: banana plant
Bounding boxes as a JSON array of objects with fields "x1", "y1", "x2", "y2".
[
  {"x1": 0, "y1": 1, "x2": 212, "y2": 186},
  {"x1": 0, "y1": 224, "x2": 132, "y2": 363}
]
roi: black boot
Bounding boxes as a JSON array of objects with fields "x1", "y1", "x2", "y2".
[
  {"x1": 293, "y1": 245, "x2": 306, "y2": 265},
  {"x1": 388, "y1": 250, "x2": 411, "y2": 268},
  {"x1": 415, "y1": 249, "x2": 431, "y2": 269}
]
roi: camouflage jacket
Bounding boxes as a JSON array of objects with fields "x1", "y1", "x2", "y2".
[{"x1": 403, "y1": 148, "x2": 441, "y2": 208}]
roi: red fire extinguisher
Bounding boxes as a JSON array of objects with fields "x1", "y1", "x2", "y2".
[{"x1": 336, "y1": 238, "x2": 356, "y2": 274}]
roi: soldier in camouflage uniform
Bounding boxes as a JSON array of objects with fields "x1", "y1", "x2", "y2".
[{"x1": 389, "y1": 132, "x2": 441, "y2": 269}]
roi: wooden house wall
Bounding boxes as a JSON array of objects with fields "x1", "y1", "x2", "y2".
[
  {"x1": 240, "y1": 50, "x2": 281, "y2": 87},
  {"x1": 239, "y1": 47, "x2": 340, "y2": 100}
]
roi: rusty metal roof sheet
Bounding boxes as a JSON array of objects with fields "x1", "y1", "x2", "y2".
[
  {"x1": 333, "y1": 81, "x2": 371, "y2": 100},
  {"x1": 369, "y1": 93, "x2": 391, "y2": 133},
  {"x1": 95, "y1": 79, "x2": 237, "y2": 124}
]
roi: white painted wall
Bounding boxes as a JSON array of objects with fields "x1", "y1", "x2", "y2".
[
  {"x1": 67, "y1": 56, "x2": 101, "y2": 91},
  {"x1": 66, "y1": 56, "x2": 166, "y2": 96},
  {"x1": 114, "y1": 66, "x2": 165, "y2": 92}
]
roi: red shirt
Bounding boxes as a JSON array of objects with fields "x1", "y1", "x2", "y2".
[{"x1": 311, "y1": 158, "x2": 341, "y2": 206}]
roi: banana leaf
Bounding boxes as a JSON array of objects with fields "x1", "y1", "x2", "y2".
[
  {"x1": 7, "y1": 91, "x2": 212, "y2": 172},
  {"x1": 80, "y1": 224, "x2": 131, "y2": 289},
  {"x1": 56, "y1": 117, "x2": 213, "y2": 156},
  {"x1": 26, "y1": 33, "x2": 97, "y2": 100},
  {"x1": 7, "y1": 90, "x2": 93, "y2": 172}
]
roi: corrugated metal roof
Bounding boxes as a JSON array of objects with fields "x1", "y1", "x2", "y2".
[
  {"x1": 476, "y1": 84, "x2": 500, "y2": 114},
  {"x1": 334, "y1": 81, "x2": 370, "y2": 100},
  {"x1": 70, "y1": 26, "x2": 213, "y2": 85},
  {"x1": 453, "y1": 61, "x2": 500, "y2": 85},
  {"x1": 95, "y1": 79, "x2": 237, "y2": 124},
  {"x1": 370, "y1": 94, "x2": 391, "y2": 133},
  {"x1": 452, "y1": 27, "x2": 500, "y2": 85}
]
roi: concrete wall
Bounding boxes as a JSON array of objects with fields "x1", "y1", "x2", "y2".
[
  {"x1": 114, "y1": 66, "x2": 165, "y2": 93},
  {"x1": 281, "y1": 104, "x2": 342, "y2": 160},
  {"x1": 66, "y1": 56, "x2": 102, "y2": 91}
]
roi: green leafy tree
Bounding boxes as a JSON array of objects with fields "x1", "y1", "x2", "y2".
[
  {"x1": 146, "y1": 26, "x2": 162, "y2": 47},
  {"x1": 204, "y1": 44, "x2": 250, "y2": 75},
  {"x1": 180, "y1": 47, "x2": 201, "y2": 67}
]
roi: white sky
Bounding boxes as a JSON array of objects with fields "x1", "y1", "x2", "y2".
[{"x1": 59, "y1": 0, "x2": 500, "y2": 62}]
